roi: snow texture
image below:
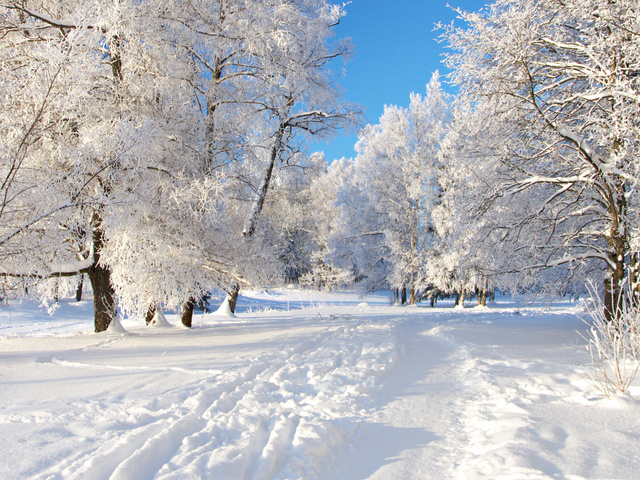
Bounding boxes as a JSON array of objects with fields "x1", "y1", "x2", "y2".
[{"x1": 1, "y1": 290, "x2": 639, "y2": 479}]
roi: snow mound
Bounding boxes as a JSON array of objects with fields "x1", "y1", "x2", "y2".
[
  {"x1": 212, "y1": 296, "x2": 236, "y2": 318},
  {"x1": 149, "y1": 308, "x2": 172, "y2": 328},
  {"x1": 106, "y1": 316, "x2": 128, "y2": 334}
]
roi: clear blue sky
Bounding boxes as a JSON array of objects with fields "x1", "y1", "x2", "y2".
[{"x1": 312, "y1": 0, "x2": 488, "y2": 161}]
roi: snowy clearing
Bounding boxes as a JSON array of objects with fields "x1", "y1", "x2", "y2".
[{"x1": 1, "y1": 290, "x2": 639, "y2": 479}]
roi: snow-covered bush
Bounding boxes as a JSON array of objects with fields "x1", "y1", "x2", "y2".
[{"x1": 581, "y1": 286, "x2": 640, "y2": 398}]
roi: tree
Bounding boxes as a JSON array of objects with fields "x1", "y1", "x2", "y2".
[
  {"x1": 441, "y1": 0, "x2": 640, "y2": 319},
  {"x1": 215, "y1": 0, "x2": 360, "y2": 311},
  {"x1": 331, "y1": 73, "x2": 449, "y2": 304},
  {"x1": 1, "y1": 0, "x2": 360, "y2": 328},
  {"x1": 1, "y1": 0, "x2": 202, "y2": 330}
]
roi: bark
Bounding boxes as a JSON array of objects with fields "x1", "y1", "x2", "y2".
[
  {"x1": 630, "y1": 253, "x2": 640, "y2": 309},
  {"x1": 603, "y1": 178, "x2": 628, "y2": 322},
  {"x1": 242, "y1": 125, "x2": 285, "y2": 238},
  {"x1": 401, "y1": 287, "x2": 407, "y2": 305},
  {"x1": 75, "y1": 274, "x2": 83, "y2": 302},
  {"x1": 145, "y1": 302, "x2": 156, "y2": 325},
  {"x1": 409, "y1": 274, "x2": 417, "y2": 305},
  {"x1": 478, "y1": 277, "x2": 488, "y2": 307},
  {"x1": 87, "y1": 213, "x2": 116, "y2": 333},
  {"x1": 604, "y1": 253, "x2": 626, "y2": 323},
  {"x1": 87, "y1": 262, "x2": 116, "y2": 333},
  {"x1": 227, "y1": 283, "x2": 240, "y2": 314},
  {"x1": 482, "y1": 277, "x2": 488, "y2": 306},
  {"x1": 460, "y1": 289, "x2": 466, "y2": 307},
  {"x1": 181, "y1": 297, "x2": 195, "y2": 328}
]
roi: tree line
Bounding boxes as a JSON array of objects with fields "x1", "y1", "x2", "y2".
[{"x1": 292, "y1": 0, "x2": 640, "y2": 322}]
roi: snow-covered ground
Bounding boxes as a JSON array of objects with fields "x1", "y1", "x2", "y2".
[{"x1": 1, "y1": 289, "x2": 639, "y2": 479}]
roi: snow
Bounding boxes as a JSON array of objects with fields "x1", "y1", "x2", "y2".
[{"x1": 1, "y1": 290, "x2": 640, "y2": 479}]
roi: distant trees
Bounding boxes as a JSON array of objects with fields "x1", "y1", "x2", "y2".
[{"x1": 325, "y1": 74, "x2": 449, "y2": 303}]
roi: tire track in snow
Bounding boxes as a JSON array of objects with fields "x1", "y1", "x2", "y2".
[{"x1": 34, "y1": 319, "x2": 398, "y2": 480}]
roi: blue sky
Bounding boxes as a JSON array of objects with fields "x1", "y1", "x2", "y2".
[{"x1": 312, "y1": 0, "x2": 488, "y2": 161}]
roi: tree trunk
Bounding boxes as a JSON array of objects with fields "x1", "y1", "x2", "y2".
[
  {"x1": 604, "y1": 253, "x2": 626, "y2": 323},
  {"x1": 483, "y1": 277, "x2": 489, "y2": 306},
  {"x1": 227, "y1": 283, "x2": 240, "y2": 314},
  {"x1": 242, "y1": 125, "x2": 285, "y2": 238},
  {"x1": 454, "y1": 292, "x2": 460, "y2": 307},
  {"x1": 409, "y1": 273, "x2": 417, "y2": 305},
  {"x1": 460, "y1": 289, "x2": 466, "y2": 307},
  {"x1": 401, "y1": 287, "x2": 407, "y2": 305},
  {"x1": 478, "y1": 277, "x2": 488, "y2": 307},
  {"x1": 88, "y1": 214, "x2": 116, "y2": 333},
  {"x1": 630, "y1": 253, "x2": 640, "y2": 308},
  {"x1": 75, "y1": 274, "x2": 83, "y2": 302},
  {"x1": 181, "y1": 297, "x2": 195, "y2": 328},
  {"x1": 145, "y1": 302, "x2": 156, "y2": 325},
  {"x1": 88, "y1": 262, "x2": 116, "y2": 333}
]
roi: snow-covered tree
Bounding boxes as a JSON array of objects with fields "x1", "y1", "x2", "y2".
[
  {"x1": 1, "y1": 0, "x2": 359, "y2": 328},
  {"x1": 441, "y1": 0, "x2": 640, "y2": 318},
  {"x1": 332, "y1": 73, "x2": 449, "y2": 304},
  {"x1": 1, "y1": 0, "x2": 200, "y2": 330}
]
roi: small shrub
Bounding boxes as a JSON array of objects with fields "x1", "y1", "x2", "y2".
[{"x1": 581, "y1": 285, "x2": 640, "y2": 398}]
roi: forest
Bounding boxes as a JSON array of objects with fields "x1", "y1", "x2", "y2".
[{"x1": 2, "y1": 0, "x2": 640, "y2": 333}]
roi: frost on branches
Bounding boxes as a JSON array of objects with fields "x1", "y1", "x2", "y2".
[
  {"x1": 0, "y1": 0, "x2": 359, "y2": 330},
  {"x1": 440, "y1": 0, "x2": 640, "y2": 317},
  {"x1": 327, "y1": 73, "x2": 449, "y2": 303}
]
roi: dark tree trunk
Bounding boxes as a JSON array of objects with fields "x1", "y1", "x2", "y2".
[
  {"x1": 477, "y1": 278, "x2": 488, "y2": 307},
  {"x1": 481, "y1": 277, "x2": 488, "y2": 307},
  {"x1": 401, "y1": 287, "x2": 407, "y2": 305},
  {"x1": 604, "y1": 253, "x2": 626, "y2": 323},
  {"x1": 88, "y1": 214, "x2": 116, "y2": 333},
  {"x1": 631, "y1": 253, "x2": 640, "y2": 308},
  {"x1": 75, "y1": 274, "x2": 84, "y2": 302},
  {"x1": 181, "y1": 297, "x2": 195, "y2": 328},
  {"x1": 88, "y1": 262, "x2": 116, "y2": 333},
  {"x1": 145, "y1": 303, "x2": 156, "y2": 325},
  {"x1": 228, "y1": 283, "x2": 240, "y2": 314},
  {"x1": 603, "y1": 177, "x2": 629, "y2": 322}
]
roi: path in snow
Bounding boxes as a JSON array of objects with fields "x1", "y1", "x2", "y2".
[
  {"x1": 326, "y1": 317, "x2": 458, "y2": 479},
  {"x1": 2, "y1": 292, "x2": 640, "y2": 479},
  {"x1": 1, "y1": 300, "x2": 398, "y2": 480},
  {"x1": 327, "y1": 306, "x2": 640, "y2": 480}
]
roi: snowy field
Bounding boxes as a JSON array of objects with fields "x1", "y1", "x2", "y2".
[{"x1": 1, "y1": 289, "x2": 640, "y2": 480}]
